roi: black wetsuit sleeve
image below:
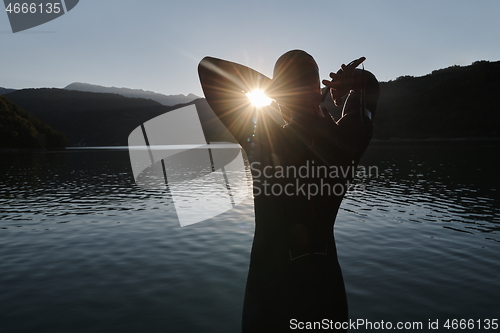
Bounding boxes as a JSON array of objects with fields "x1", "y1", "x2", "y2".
[
  {"x1": 198, "y1": 57, "x2": 278, "y2": 147},
  {"x1": 334, "y1": 69, "x2": 380, "y2": 162}
]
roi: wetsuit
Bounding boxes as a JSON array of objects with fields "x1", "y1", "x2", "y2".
[{"x1": 198, "y1": 57, "x2": 379, "y2": 332}]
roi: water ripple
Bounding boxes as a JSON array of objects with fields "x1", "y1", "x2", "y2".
[{"x1": 0, "y1": 145, "x2": 499, "y2": 332}]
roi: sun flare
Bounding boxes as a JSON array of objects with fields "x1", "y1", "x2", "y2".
[{"x1": 246, "y1": 90, "x2": 273, "y2": 107}]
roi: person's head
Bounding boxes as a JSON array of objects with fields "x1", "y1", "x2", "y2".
[{"x1": 270, "y1": 50, "x2": 322, "y2": 120}]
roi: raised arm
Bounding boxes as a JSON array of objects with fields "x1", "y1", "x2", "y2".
[
  {"x1": 198, "y1": 57, "x2": 279, "y2": 147},
  {"x1": 322, "y1": 58, "x2": 380, "y2": 162}
]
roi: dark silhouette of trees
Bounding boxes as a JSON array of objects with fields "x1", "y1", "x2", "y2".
[{"x1": 0, "y1": 95, "x2": 67, "y2": 149}]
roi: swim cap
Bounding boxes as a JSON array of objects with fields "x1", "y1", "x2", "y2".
[{"x1": 272, "y1": 50, "x2": 320, "y2": 92}]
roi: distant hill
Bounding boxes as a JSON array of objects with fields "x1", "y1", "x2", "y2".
[
  {"x1": 4, "y1": 88, "x2": 234, "y2": 147},
  {"x1": 0, "y1": 95, "x2": 67, "y2": 149},
  {"x1": 64, "y1": 82, "x2": 199, "y2": 106},
  {"x1": 0, "y1": 87, "x2": 16, "y2": 95},
  {"x1": 3, "y1": 60, "x2": 499, "y2": 148},
  {"x1": 375, "y1": 60, "x2": 500, "y2": 139},
  {"x1": 321, "y1": 60, "x2": 500, "y2": 140}
]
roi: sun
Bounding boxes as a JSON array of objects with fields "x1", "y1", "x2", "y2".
[{"x1": 245, "y1": 89, "x2": 273, "y2": 107}]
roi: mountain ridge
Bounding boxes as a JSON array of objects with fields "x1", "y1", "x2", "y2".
[
  {"x1": 2, "y1": 60, "x2": 499, "y2": 148},
  {"x1": 0, "y1": 87, "x2": 17, "y2": 95},
  {"x1": 64, "y1": 82, "x2": 199, "y2": 106},
  {"x1": 3, "y1": 88, "x2": 233, "y2": 147}
]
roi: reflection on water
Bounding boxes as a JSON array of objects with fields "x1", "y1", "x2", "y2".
[
  {"x1": 336, "y1": 143, "x2": 499, "y2": 325},
  {"x1": 0, "y1": 144, "x2": 499, "y2": 332},
  {"x1": 0, "y1": 150, "x2": 175, "y2": 222},
  {"x1": 348, "y1": 144, "x2": 499, "y2": 235}
]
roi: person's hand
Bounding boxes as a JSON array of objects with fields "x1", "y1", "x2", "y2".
[{"x1": 322, "y1": 57, "x2": 366, "y2": 106}]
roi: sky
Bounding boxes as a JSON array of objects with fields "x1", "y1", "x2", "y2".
[{"x1": 1, "y1": 0, "x2": 500, "y2": 97}]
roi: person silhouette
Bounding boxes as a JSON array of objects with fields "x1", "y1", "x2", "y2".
[{"x1": 198, "y1": 50, "x2": 380, "y2": 332}]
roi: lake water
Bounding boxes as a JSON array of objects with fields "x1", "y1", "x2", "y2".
[{"x1": 1, "y1": 143, "x2": 499, "y2": 332}]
